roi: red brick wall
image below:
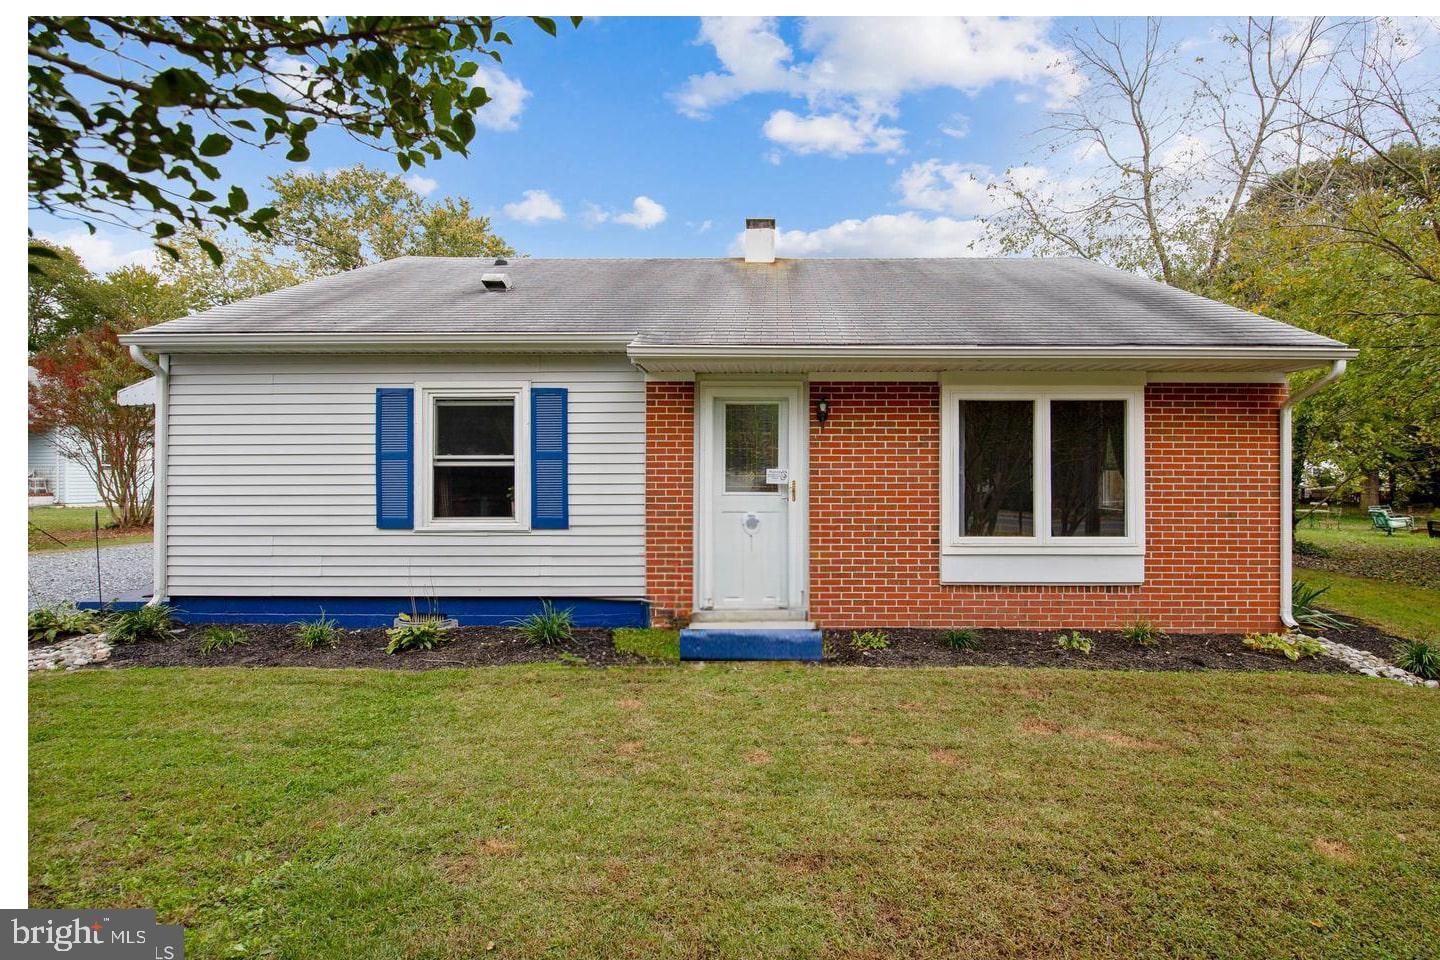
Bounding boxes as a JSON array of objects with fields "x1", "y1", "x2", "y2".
[
  {"x1": 644, "y1": 379, "x2": 1286, "y2": 633},
  {"x1": 645, "y1": 381, "x2": 695, "y2": 626},
  {"x1": 807, "y1": 381, "x2": 1285, "y2": 633}
]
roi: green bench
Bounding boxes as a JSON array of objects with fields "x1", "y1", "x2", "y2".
[{"x1": 1368, "y1": 506, "x2": 1415, "y2": 536}]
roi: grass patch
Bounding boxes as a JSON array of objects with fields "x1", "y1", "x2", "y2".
[
  {"x1": 30, "y1": 666, "x2": 1440, "y2": 958},
  {"x1": 28, "y1": 506, "x2": 150, "y2": 552},
  {"x1": 1299, "y1": 570, "x2": 1440, "y2": 641},
  {"x1": 612, "y1": 627, "x2": 679, "y2": 661}
]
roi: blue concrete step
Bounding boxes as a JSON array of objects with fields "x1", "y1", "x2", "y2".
[{"x1": 679, "y1": 628, "x2": 822, "y2": 661}]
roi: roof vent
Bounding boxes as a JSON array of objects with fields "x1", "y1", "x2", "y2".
[
  {"x1": 743, "y1": 218, "x2": 776, "y2": 264},
  {"x1": 494, "y1": 257, "x2": 508, "y2": 266},
  {"x1": 481, "y1": 272, "x2": 511, "y2": 291}
]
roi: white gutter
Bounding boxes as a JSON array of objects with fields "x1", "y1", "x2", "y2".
[
  {"x1": 1279, "y1": 359, "x2": 1348, "y2": 629},
  {"x1": 627, "y1": 343, "x2": 1355, "y2": 361},
  {"x1": 129, "y1": 345, "x2": 169, "y2": 605},
  {"x1": 118, "y1": 331, "x2": 637, "y2": 353}
]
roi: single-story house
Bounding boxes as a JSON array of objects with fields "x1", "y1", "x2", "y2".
[{"x1": 118, "y1": 219, "x2": 1354, "y2": 643}]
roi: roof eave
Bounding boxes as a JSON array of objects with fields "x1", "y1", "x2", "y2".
[
  {"x1": 625, "y1": 343, "x2": 1358, "y2": 375},
  {"x1": 119, "y1": 331, "x2": 639, "y2": 354}
]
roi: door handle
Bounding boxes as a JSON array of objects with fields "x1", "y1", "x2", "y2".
[{"x1": 789, "y1": 479, "x2": 797, "y2": 502}]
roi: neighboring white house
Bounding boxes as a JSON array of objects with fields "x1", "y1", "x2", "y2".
[
  {"x1": 27, "y1": 427, "x2": 105, "y2": 506},
  {"x1": 28, "y1": 369, "x2": 156, "y2": 508}
]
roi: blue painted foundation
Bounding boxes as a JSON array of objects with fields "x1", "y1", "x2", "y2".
[
  {"x1": 83, "y1": 596, "x2": 649, "y2": 628},
  {"x1": 680, "y1": 628, "x2": 823, "y2": 661}
]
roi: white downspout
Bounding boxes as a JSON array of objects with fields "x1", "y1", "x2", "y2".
[
  {"x1": 1279, "y1": 359, "x2": 1347, "y2": 629},
  {"x1": 129, "y1": 345, "x2": 170, "y2": 605}
]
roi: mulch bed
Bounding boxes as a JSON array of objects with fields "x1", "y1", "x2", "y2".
[
  {"x1": 820, "y1": 628, "x2": 1356, "y2": 674},
  {"x1": 107, "y1": 624, "x2": 646, "y2": 670},
  {"x1": 89, "y1": 621, "x2": 1408, "y2": 676}
]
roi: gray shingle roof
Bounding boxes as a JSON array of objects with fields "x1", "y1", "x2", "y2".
[{"x1": 128, "y1": 255, "x2": 1345, "y2": 349}]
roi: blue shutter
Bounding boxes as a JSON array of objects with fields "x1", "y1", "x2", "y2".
[
  {"x1": 375, "y1": 388, "x2": 414, "y2": 529},
  {"x1": 531, "y1": 387, "x2": 569, "y2": 529}
]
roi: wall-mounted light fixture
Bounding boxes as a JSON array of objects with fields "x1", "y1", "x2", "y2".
[{"x1": 816, "y1": 396, "x2": 830, "y2": 426}]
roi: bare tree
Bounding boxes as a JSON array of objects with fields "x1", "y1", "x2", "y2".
[{"x1": 987, "y1": 17, "x2": 1345, "y2": 286}]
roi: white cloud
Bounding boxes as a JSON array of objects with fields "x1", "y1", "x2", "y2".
[
  {"x1": 583, "y1": 196, "x2": 668, "y2": 229},
  {"x1": 762, "y1": 108, "x2": 904, "y2": 156},
  {"x1": 611, "y1": 196, "x2": 668, "y2": 230},
  {"x1": 403, "y1": 173, "x2": 438, "y2": 196},
  {"x1": 696, "y1": 219, "x2": 714, "y2": 233},
  {"x1": 896, "y1": 160, "x2": 996, "y2": 216},
  {"x1": 766, "y1": 213, "x2": 991, "y2": 258},
  {"x1": 675, "y1": 16, "x2": 1083, "y2": 155},
  {"x1": 471, "y1": 63, "x2": 531, "y2": 131},
  {"x1": 38, "y1": 229, "x2": 154, "y2": 274},
  {"x1": 940, "y1": 112, "x2": 970, "y2": 139},
  {"x1": 672, "y1": 17, "x2": 803, "y2": 118},
  {"x1": 503, "y1": 189, "x2": 566, "y2": 224}
]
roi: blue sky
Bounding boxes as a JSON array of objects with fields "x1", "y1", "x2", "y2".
[{"x1": 31, "y1": 16, "x2": 1237, "y2": 271}]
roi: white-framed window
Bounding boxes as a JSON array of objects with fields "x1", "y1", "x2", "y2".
[
  {"x1": 940, "y1": 380, "x2": 1145, "y2": 559},
  {"x1": 416, "y1": 383, "x2": 530, "y2": 531}
]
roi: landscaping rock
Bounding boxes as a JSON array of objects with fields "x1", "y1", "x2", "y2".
[
  {"x1": 1312, "y1": 635, "x2": 1436, "y2": 687},
  {"x1": 29, "y1": 633, "x2": 113, "y2": 672}
]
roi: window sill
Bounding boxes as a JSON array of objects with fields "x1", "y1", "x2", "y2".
[
  {"x1": 939, "y1": 552, "x2": 1144, "y2": 585},
  {"x1": 943, "y1": 540, "x2": 1143, "y2": 556},
  {"x1": 415, "y1": 520, "x2": 530, "y2": 534}
]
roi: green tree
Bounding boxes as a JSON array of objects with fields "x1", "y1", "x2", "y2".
[
  {"x1": 28, "y1": 16, "x2": 576, "y2": 259},
  {"x1": 262, "y1": 164, "x2": 513, "y2": 274},
  {"x1": 1213, "y1": 151, "x2": 1440, "y2": 503},
  {"x1": 28, "y1": 242, "x2": 111, "y2": 350}
]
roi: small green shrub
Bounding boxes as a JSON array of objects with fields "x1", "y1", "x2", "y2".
[
  {"x1": 385, "y1": 616, "x2": 449, "y2": 654},
  {"x1": 1055, "y1": 630, "x2": 1093, "y2": 654},
  {"x1": 1121, "y1": 619, "x2": 1166, "y2": 648},
  {"x1": 850, "y1": 630, "x2": 890, "y2": 652},
  {"x1": 107, "y1": 604, "x2": 178, "y2": 645},
  {"x1": 613, "y1": 628, "x2": 680, "y2": 661},
  {"x1": 1392, "y1": 639, "x2": 1440, "y2": 681},
  {"x1": 293, "y1": 611, "x2": 341, "y2": 650},
  {"x1": 941, "y1": 628, "x2": 980, "y2": 651},
  {"x1": 1291, "y1": 579, "x2": 1350, "y2": 632},
  {"x1": 28, "y1": 603, "x2": 100, "y2": 644},
  {"x1": 555, "y1": 652, "x2": 587, "y2": 667},
  {"x1": 1243, "y1": 632, "x2": 1324, "y2": 661},
  {"x1": 198, "y1": 626, "x2": 247, "y2": 656},
  {"x1": 515, "y1": 601, "x2": 574, "y2": 646}
]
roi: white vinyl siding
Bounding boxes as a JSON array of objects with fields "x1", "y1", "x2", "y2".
[{"x1": 163, "y1": 354, "x2": 645, "y2": 597}]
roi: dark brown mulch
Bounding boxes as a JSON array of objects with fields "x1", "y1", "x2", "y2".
[
  {"x1": 1311, "y1": 613, "x2": 1411, "y2": 663},
  {"x1": 820, "y1": 629, "x2": 1356, "y2": 674},
  {"x1": 107, "y1": 624, "x2": 645, "y2": 670}
]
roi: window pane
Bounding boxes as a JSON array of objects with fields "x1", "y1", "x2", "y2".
[
  {"x1": 724, "y1": 402, "x2": 780, "y2": 493},
  {"x1": 1051, "y1": 400, "x2": 1126, "y2": 537},
  {"x1": 959, "y1": 400, "x2": 1034, "y2": 536},
  {"x1": 434, "y1": 465, "x2": 514, "y2": 518},
  {"x1": 436, "y1": 400, "x2": 513, "y2": 456}
]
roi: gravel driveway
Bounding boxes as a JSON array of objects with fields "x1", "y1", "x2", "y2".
[{"x1": 28, "y1": 543, "x2": 153, "y2": 610}]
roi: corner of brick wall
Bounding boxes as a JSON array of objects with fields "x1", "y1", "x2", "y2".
[
  {"x1": 644, "y1": 381, "x2": 694, "y2": 628},
  {"x1": 806, "y1": 380, "x2": 1288, "y2": 634}
]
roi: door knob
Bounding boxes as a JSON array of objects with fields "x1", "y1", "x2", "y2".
[{"x1": 789, "y1": 479, "x2": 797, "y2": 502}]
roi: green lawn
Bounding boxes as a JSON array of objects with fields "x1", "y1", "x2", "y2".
[
  {"x1": 1299, "y1": 569, "x2": 1440, "y2": 641},
  {"x1": 1296, "y1": 513, "x2": 1439, "y2": 553},
  {"x1": 28, "y1": 506, "x2": 151, "y2": 552},
  {"x1": 30, "y1": 666, "x2": 1440, "y2": 959}
]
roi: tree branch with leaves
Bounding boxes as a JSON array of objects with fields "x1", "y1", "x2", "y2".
[{"x1": 28, "y1": 16, "x2": 577, "y2": 263}]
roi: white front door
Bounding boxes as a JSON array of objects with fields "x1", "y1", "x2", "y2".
[{"x1": 707, "y1": 393, "x2": 797, "y2": 610}]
